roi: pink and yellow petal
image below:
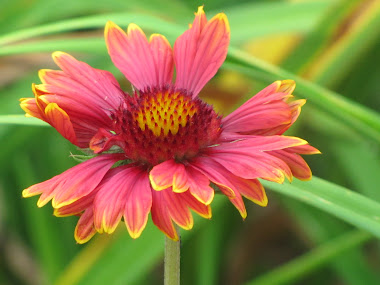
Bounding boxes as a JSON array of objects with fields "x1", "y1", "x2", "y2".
[
  {"x1": 93, "y1": 166, "x2": 137, "y2": 234},
  {"x1": 51, "y1": 51, "x2": 122, "y2": 109},
  {"x1": 74, "y1": 207, "x2": 97, "y2": 244},
  {"x1": 53, "y1": 190, "x2": 97, "y2": 217},
  {"x1": 228, "y1": 177, "x2": 268, "y2": 207},
  {"x1": 163, "y1": 189, "x2": 194, "y2": 230},
  {"x1": 276, "y1": 80, "x2": 296, "y2": 95},
  {"x1": 44, "y1": 103, "x2": 77, "y2": 145},
  {"x1": 23, "y1": 154, "x2": 121, "y2": 210},
  {"x1": 124, "y1": 172, "x2": 152, "y2": 239},
  {"x1": 270, "y1": 150, "x2": 313, "y2": 181},
  {"x1": 186, "y1": 166, "x2": 214, "y2": 205},
  {"x1": 105, "y1": 21, "x2": 173, "y2": 92},
  {"x1": 149, "y1": 34, "x2": 174, "y2": 88},
  {"x1": 174, "y1": 6, "x2": 230, "y2": 97},
  {"x1": 151, "y1": 190, "x2": 179, "y2": 240},
  {"x1": 224, "y1": 189, "x2": 247, "y2": 219},
  {"x1": 181, "y1": 191, "x2": 212, "y2": 219},
  {"x1": 19, "y1": 97, "x2": 44, "y2": 120},
  {"x1": 149, "y1": 160, "x2": 186, "y2": 191}
]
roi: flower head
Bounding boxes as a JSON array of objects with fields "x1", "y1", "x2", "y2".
[{"x1": 20, "y1": 7, "x2": 319, "y2": 243}]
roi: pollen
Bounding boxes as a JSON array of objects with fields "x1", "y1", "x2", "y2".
[
  {"x1": 111, "y1": 88, "x2": 222, "y2": 166},
  {"x1": 133, "y1": 90, "x2": 198, "y2": 136}
]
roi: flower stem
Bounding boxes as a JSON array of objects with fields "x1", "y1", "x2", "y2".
[{"x1": 164, "y1": 226, "x2": 180, "y2": 285}]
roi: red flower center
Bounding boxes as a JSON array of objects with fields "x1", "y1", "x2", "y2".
[{"x1": 111, "y1": 88, "x2": 221, "y2": 166}]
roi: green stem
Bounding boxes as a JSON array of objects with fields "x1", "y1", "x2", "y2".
[{"x1": 164, "y1": 227, "x2": 181, "y2": 285}]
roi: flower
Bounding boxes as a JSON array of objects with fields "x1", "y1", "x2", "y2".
[{"x1": 20, "y1": 6, "x2": 319, "y2": 243}]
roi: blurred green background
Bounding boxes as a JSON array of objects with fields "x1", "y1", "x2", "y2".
[{"x1": 1, "y1": 0, "x2": 380, "y2": 284}]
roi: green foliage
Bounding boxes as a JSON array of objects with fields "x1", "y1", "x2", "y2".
[{"x1": 1, "y1": 0, "x2": 380, "y2": 284}]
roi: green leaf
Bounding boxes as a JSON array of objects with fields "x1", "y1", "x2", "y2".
[
  {"x1": 0, "y1": 13, "x2": 183, "y2": 46},
  {"x1": 246, "y1": 230, "x2": 372, "y2": 285},
  {"x1": 0, "y1": 115, "x2": 49, "y2": 126},
  {"x1": 263, "y1": 177, "x2": 380, "y2": 239},
  {"x1": 213, "y1": 1, "x2": 334, "y2": 44}
]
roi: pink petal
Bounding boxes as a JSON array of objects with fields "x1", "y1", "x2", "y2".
[
  {"x1": 222, "y1": 188, "x2": 247, "y2": 219},
  {"x1": 181, "y1": 191, "x2": 212, "y2": 219},
  {"x1": 190, "y1": 156, "x2": 237, "y2": 198},
  {"x1": 74, "y1": 207, "x2": 96, "y2": 244},
  {"x1": 174, "y1": 6, "x2": 230, "y2": 97},
  {"x1": 270, "y1": 150, "x2": 313, "y2": 181},
  {"x1": 149, "y1": 159, "x2": 186, "y2": 191},
  {"x1": 186, "y1": 166, "x2": 214, "y2": 205},
  {"x1": 221, "y1": 80, "x2": 304, "y2": 136},
  {"x1": 44, "y1": 102, "x2": 77, "y2": 145},
  {"x1": 214, "y1": 136, "x2": 307, "y2": 152},
  {"x1": 286, "y1": 144, "x2": 321, "y2": 155},
  {"x1": 162, "y1": 189, "x2": 194, "y2": 230},
  {"x1": 19, "y1": 96, "x2": 44, "y2": 120},
  {"x1": 22, "y1": 154, "x2": 122, "y2": 208},
  {"x1": 29, "y1": 52, "x2": 125, "y2": 147},
  {"x1": 50, "y1": 52, "x2": 122, "y2": 110},
  {"x1": 54, "y1": 191, "x2": 96, "y2": 217},
  {"x1": 222, "y1": 92, "x2": 291, "y2": 135},
  {"x1": 209, "y1": 150, "x2": 290, "y2": 183},
  {"x1": 208, "y1": 137, "x2": 308, "y2": 182},
  {"x1": 105, "y1": 22, "x2": 173, "y2": 92},
  {"x1": 93, "y1": 166, "x2": 143, "y2": 234},
  {"x1": 226, "y1": 177, "x2": 267, "y2": 207},
  {"x1": 151, "y1": 190, "x2": 179, "y2": 240},
  {"x1": 124, "y1": 171, "x2": 152, "y2": 239}
]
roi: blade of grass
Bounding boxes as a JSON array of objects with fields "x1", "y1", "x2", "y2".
[
  {"x1": 0, "y1": 1, "x2": 332, "y2": 47},
  {"x1": 0, "y1": 115, "x2": 49, "y2": 126},
  {"x1": 212, "y1": 1, "x2": 334, "y2": 44},
  {"x1": 262, "y1": 177, "x2": 380, "y2": 239},
  {"x1": 280, "y1": 0, "x2": 359, "y2": 74},
  {"x1": 0, "y1": 13, "x2": 183, "y2": 46},
  {"x1": 246, "y1": 230, "x2": 372, "y2": 285}
]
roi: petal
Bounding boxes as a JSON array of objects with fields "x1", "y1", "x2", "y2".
[
  {"x1": 19, "y1": 96, "x2": 43, "y2": 120},
  {"x1": 44, "y1": 102, "x2": 77, "y2": 145},
  {"x1": 180, "y1": 191, "x2": 212, "y2": 219},
  {"x1": 93, "y1": 166, "x2": 142, "y2": 234},
  {"x1": 222, "y1": 92, "x2": 291, "y2": 135},
  {"x1": 124, "y1": 171, "x2": 152, "y2": 239},
  {"x1": 215, "y1": 136, "x2": 308, "y2": 152},
  {"x1": 222, "y1": 80, "x2": 303, "y2": 136},
  {"x1": 270, "y1": 150, "x2": 313, "y2": 181},
  {"x1": 89, "y1": 128, "x2": 124, "y2": 154},
  {"x1": 149, "y1": 160, "x2": 186, "y2": 191},
  {"x1": 26, "y1": 51, "x2": 126, "y2": 148},
  {"x1": 226, "y1": 177, "x2": 267, "y2": 207},
  {"x1": 209, "y1": 150, "x2": 290, "y2": 183},
  {"x1": 162, "y1": 189, "x2": 194, "y2": 230},
  {"x1": 50, "y1": 52, "x2": 122, "y2": 110},
  {"x1": 151, "y1": 189, "x2": 179, "y2": 240},
  {"x1": 54, "y1": 191, "x2": 96, "y2": 217},
  {"x1": 22, "y1": 154, "x2": 122, "y2": 208},
  {"x1": 174, "y1": 6, "x2": 230, "y2": 97},
  {"x1": 105, "y1": 21, "x2": 173, "y2": 92},
  {"x1": 74, "y1": 207, "x2": 96, "y2": 244},
  {"x1": 207, "y1": 137, "x2": 308, "y2": 182},
  {"x1": 222, "y1": 188, "x2": 247, "y2": 219},
  {"x1": 287, "y1": 144, "x2": 321, "y2": 155},
  {"x1": 149, "y1": 34, "x2": 174, "y2": 88},
  {"x1": 190, "y1": 157, "x2": 236, "y2": 198},
  {"x1": 186, "y1": 166, "x2": 214, "y2": 205}
]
